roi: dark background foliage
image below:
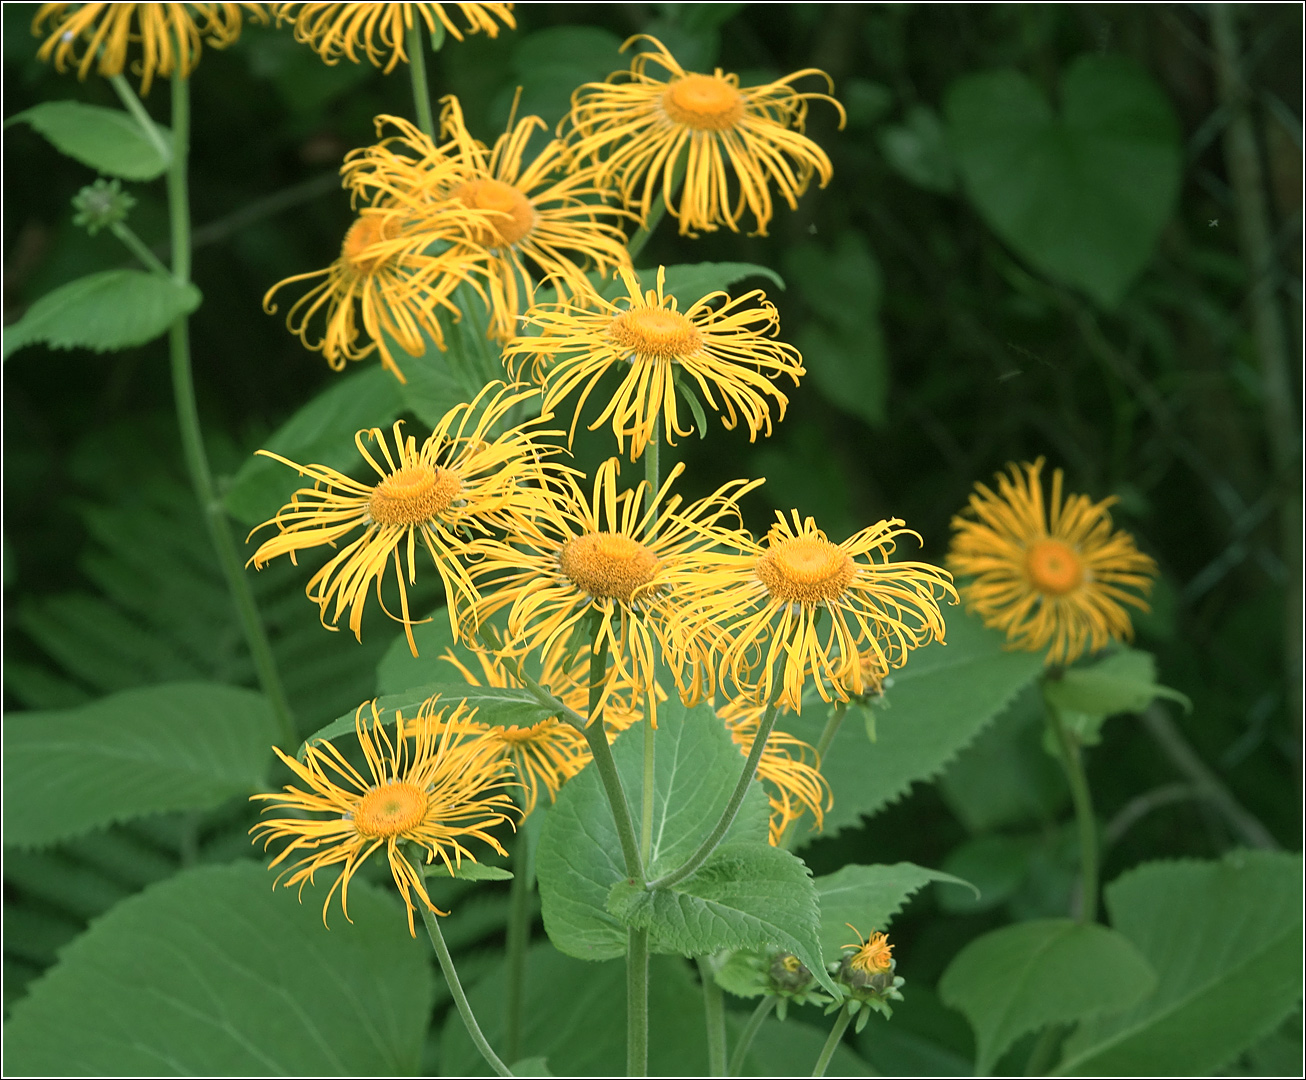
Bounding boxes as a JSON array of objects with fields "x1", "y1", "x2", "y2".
[{"x1": 4, "y1": 2, "x2": 1301, "y2": 1071}]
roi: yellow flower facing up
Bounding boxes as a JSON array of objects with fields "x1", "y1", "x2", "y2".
[
  {"x1": 948, "y1": 459, "x2": 1158, "y2": 666},
  {"x1": 506, "y1": 266, "x2": 803, "y2": 461},
  {"x1": 467, "y1": 457, "x2": 760, "y2": 725},
  {"x1": 251, "y1": 696, "x2": 517, "y2": 936},
  {"x1": 563, "y1": 35, "x2": 845, "y2": 236},
  {"x1": 718, "y1": 699, "x2": 831, "y2": 846},
  {"x1": 342, "y1": 100, "x2": 633, "y2": 342},
  {"x1": 665, "y1": 511, "x2": 956, "y2": 710},
  {"x1": 278, "y1": 3, "x2": 515, "y2": 72},
  {"x1": 843, "y1": 925, "x2": 894, "y2": 976},
  {"x1": 247, "y1": 382, "x2": 564, "y2": 655},
  {"x1": 34, "y1": 3, "x2": 265, "y2": 93},
  {"x1": 263, "y1": 206, "x2": 486, "y2": 383}
]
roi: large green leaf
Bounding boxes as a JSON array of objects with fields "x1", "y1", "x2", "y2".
[
  {"x1": 1057, "y1": 850, "x2": 1304, "y2": 1076},
  {"x1": 939, "y1": 918, "x2": 1156, "y2": 1074},
  {"x1": 224, "y1": 365, "x2": 405, "y2": 526},
  {"x1": 10, "y1": 100, "x2": 171, "y2": 179},
  {"x1": 609, "y1": 841, "x2": 836, "y2": 994},
  {"x1": 536, "y1": 696, "x2": 769, "y2": 960},
  {"x1": 4, "y1": 863, "x2": 434, "y2": 1075},
  {"x1": 945, "y1": 54, "x2": 1181, "y2": 307},
  {"x1": 3, "y1": 269, "x2": 201, "y2": 359},
  {"x1": 1044, "y1": 648, "x2": 1191, "y2": 746},
  {"x1": 3, "y1": 682, "x2": 277, "y2": 849},
  {"x1": 784, "y1": 606, "x2": 1044, "y2": 839},
  {"x1": 815, "y1": 863, "x2": 977, "y2": 964}
]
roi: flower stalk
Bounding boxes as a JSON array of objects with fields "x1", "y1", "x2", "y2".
[
  {"x1": 697, "y1": 955, "x2": 728, "y2": 1076},
  {"x1": 1044, "y1": 691, "x2": 1099, "y2": 923},
  {"x1": 728, "y1": 996, "x2": 776, "y2": 1076},
  {"x1": 811, "y1": 1003, "x2": 852, "y2": 1077},
  {"x1": 405, "y1": 23, "x2": 435, "y2": 138}
]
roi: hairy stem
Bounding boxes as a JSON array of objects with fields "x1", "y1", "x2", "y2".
[
  {"x1": 628, "y1": 926, "x2": 650, "y2": 1076},
  {"x1": 697, "y1": 956, "x2": 728, "y2": 1076},
  {"x1": 811, "y1": 1004, "x2": 852, "y2": 1077},
  {"x1": 727, "y1": 996, "x2": 776, "y2": 1076}
]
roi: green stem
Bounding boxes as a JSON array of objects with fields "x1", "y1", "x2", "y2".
[
  {"x1": 639, "y1": 422, "x2": 660, "y2": 866},
  {"x1": 649, "y1": 690, "x2": 783, "y2": 891},
  {"x1": 1045, "y1": 694, "x2": 1098, "y2": 924},
  {"x1": 727, "y1": 996, "x2": 776, "y2": 1076},
  {"x1": 811, "y1": 1004, "x2": 852, "y2": 1077},
  {"x1": 165, "y1": 69, "x2": 296, "y2": 748},
  {"x1": 582, "y1": 709, "x2": 644, "y2": 883},
  {"x1": 405, "y1": 23, "x2": 435, "y2": 138},
  {"x1": 418, "y1": 873, "x2": 512, "y2": 1077},
  {"x1": 109, "y1": 220, "x2": 171, "y2": 277},
  {"x1": 109, "y1": 74, "x2": 171, "y2": 165},
  {"x1": 504, "y1": 823, "x2": 534, "y2": 1065},
  {"x1": 780, "y1": 702, "x2": 847, "y2": 850},
  {"x1": 628, "y1": 926, "x2": 650, "y2": 1077},
  {"x1": 697, "y1": 956, "x2": 728, "y2": 1076}
]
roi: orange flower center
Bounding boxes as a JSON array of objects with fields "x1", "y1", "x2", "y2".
[
  {"x1": 850, "y1": 932, "x2": 894, "y2": 975},
  {"x1": 756, "y1": 536, "x2": 856, "y2": 604},
  {"x1": 369, "y1": 465, "x2": 462, "y2": 526},
  {"x1": 1024, "y1": 538, "x2": 1084, "y2": 596},
  {"x1": 353, "y1": 781, "x2": 426, "y2": 837},
  {"x1": 607, "y1": 307, "x2": 703, "y2": 361},
  {"x1": 448, "y1": 178, "x2": 536, "y2": 247},
  {"x1": 558, "y1": 532, "x2": 660, "y2": 601},
  {"x1": 341, "y1": 214, "x2": 399, "y2": 275},
  {"x1": 661, "y1": 73, "x2": 746, "y2": 131}
]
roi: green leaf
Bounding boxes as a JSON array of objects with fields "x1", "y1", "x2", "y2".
[
  {"x1": 536, "y1": 696, "x2": 769, "y2": 960},
  {"x1": 223, "y1": 365, "x2": 405, "y2": 526},
  {"x1": 938, "y1": 835, "x2": 1037, "y2": 914},
  {"x1": 632, "y1": 262, "x2": 785, "y2": 305},
  {"x1": 945, "y1": 55, "x2": 1181, "y2": 307},
  {"x1": 375, "y1": 607, "x2": 459, "y2": 694},
  {"x1": 10, "y1": 101, "x2": 171, "y2": 180},
  {"x1": 503, "y1": 27, "x2": 625, "y2": 128},
  {"x1": 783, "y1": 607, "x2": 1044, "y2": 839},
  {"x1": 427, "y1": 861, "x2": 513, "y2": 881},
  {"x1": 1043, "y1": 648, "x2": 1191, "y2": 746},
  {"x1": 3, "y1": 682, "x2": 277, "y2": 849},
  {"x1": 300, "y1": 680, "x2": 562, "y2": 759},
  {"x1": 3, "y1": 269, "x2": 201, "y2": 359},
  {"x1": 878, "y1": 105, "x2": 957, "y2": 193},
  {"x1": 608, "y1": 841, "x2": 837, "y2": 995},
  {"x1": 1057, "y1": 851, "x2": 1304, "y2": 1076},
  {"x1": 815, "y1": 863, "x2": 977, "y2": 963},
  {"x1": 939, "y1": 918, "x2": 1156, "y2": 1074},
  {"x1": 738, "y1": 1011, "x2": 874, "y2": 1076},
  {"x1": 3, "y1": 863, "x2": 434, "y2": 1075}
]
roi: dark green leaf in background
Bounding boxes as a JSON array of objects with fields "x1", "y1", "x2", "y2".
[
  {"x1": 3, "y1": 682, "x2": 277, "y2": 849},
  {"x1": 3, "y1": 269, "x2": 201, "y2": 359},
  {"x1": 1044, "y1": 647, "x2": 1192, "y2": 746},
  {"x1": 9, "y1": 100, "x2": 171, "y2": 179},
  {"x1": 946, "y1": 54, "x2": 1181, "y2": 307},
  {"x1": 878, "y1": 105, "x2": 957, "y2": 193},
  {"x1": 4, "y1": 863, "x2": 434, "y2": 1076}
]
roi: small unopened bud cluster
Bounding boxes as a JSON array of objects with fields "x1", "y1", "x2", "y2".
[
  {"x1": 72, "y1": 179, "x2": 135, "y2": 236},
  {"x1": 827, "y1": 927, "x2": 905, "y2": 1032}
]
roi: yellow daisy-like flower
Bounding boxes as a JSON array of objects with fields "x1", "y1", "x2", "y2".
[
  {"x1": 947, "y1": 459, "x2": 1158, "y2": 666},
  {"x1": 842, "y1": 925, "x2": 894, "y2": 976},
  {"x1": 506, "y1": 265, "x2": 803, "y2": 461},
  {"x1": 278, "y1": 2, "x2": 515, "y2": 72},
  {"x1": 342, "y1": 99, "x2": 633, "y2": 342},
  {"x1": 666, "y1": 511, "x2": 956, "y2": 710},
  {"x1": 33, "y1": 3, "x2": 265, "y2": 93},
  {"x1": 718, "y1": 699, "x2": 831, "y2": 846},
  {"x1": 251, "y1": 696, "x2": 517, "y2": 936},
  {"x1": 563, "y1": 34, "x2": 845, "y2": 236},
  {"x1": 467, "y1": 457, "x2": 759, "y2": 725},
  {"x1": 263, "y1": 206, "x2": 485, "y2": 383},
  {"x1": 247, "y1": 381, "x2": 562, "y2": 654}
]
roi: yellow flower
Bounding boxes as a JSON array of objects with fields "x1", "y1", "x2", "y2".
[
  {"x1": 278, "y1": 2, "x2": 515, "y2": 72},
  {"x1": 342, "y1": 100, "x2": 632, "y2": 342},
  {"x1": 467, "y1": 457, "x2": 759, "y2": 725},
  {"x1": 247, "y1": 382, "x2": 562, "y2": 655},
  {"x1": 563, "y1": 35, "x2": 845, "y2": 236},
  {"x1": 263, "y1": 206, "x2": 485, "y2": 383},
  {"x1": 33, "y1": 3, "x2": 266, "y2": 93},
  {"x1": 505, "y1": 265, "x2": 803, "y2": 461},
  {"x1": 666, "y1": 511, "x2": 956, "y2": 710},
  {"x1": 842, "y1": 926, "x2": 894, "y2": 976},
  {"x1": 718, "y1": 699, "x2": 831, "y2": 846},
  {"x1": 947, "y1": 459, "x2": 1157, "y2": 666},
  {"x1": 251, "y1": 696, "x2": 517, "y2": 936}
]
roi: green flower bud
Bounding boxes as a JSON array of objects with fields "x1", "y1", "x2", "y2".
[{"x1": 72, "y1": 179, "x2": 135, "y2": 236}]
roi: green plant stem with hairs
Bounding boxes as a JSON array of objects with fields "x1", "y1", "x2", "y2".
[
  {"x1": 697, "y1": 955, "x2": 728, "y2": 1076},
  {"x1": 811, "y1": 1003, "x2": 852, "y2": 1077},
  {"x1": 155, "y1": 70, "x2": 295, "y2": 748}
]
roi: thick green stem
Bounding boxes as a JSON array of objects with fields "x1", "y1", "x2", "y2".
[
  {"x1": 1045, "y1": 696, "x2": 1098, "y2": 923},
  {"x1": 405, "y1": 23, "x2": 435, "y2": 138},
  {"x1": 164, "y1": 71, "x2": 295, "y2": 747},
  {"x1": 649, "y1": 691, "x2": 782, "y2": 891},
  {"x1": 697, "y1": 956, "x2": 728, "y2": 1076},
  {"x1": 418, "y1": 873, "x2": 512, "y2": 1077},
  {"x1": 728, "y1": 996, "x2": 776, "y2": 1076},
  {"x1": 582, "y1": 710, "x2": 644, "y2": 884},
  {"x1": 628, "y1": 926, "x2": 650, "y2": 1076},
  {"x1": 811, "y1": 1004, "x2": 852, "y2": 1077},
  {"x1": 504, "y1": 823, "x2": 534, "y2": 1065}
]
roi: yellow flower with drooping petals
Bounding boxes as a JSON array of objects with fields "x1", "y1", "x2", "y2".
[
  {"x1": 843, "y1": 926, "x2": 894, "y2": 976},
  {"x1": 251, "y1": 696, "x2": 517, "y2": 936},
  {"x1": 505, "y1": 265, "x2": 803, "y2": 461},
  {"x1": 947, "y1": 459, "x2": 1157, "y2": 665},
  {"x1": 563, "y1": 35, "x2": 845, "y2": 236}
]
